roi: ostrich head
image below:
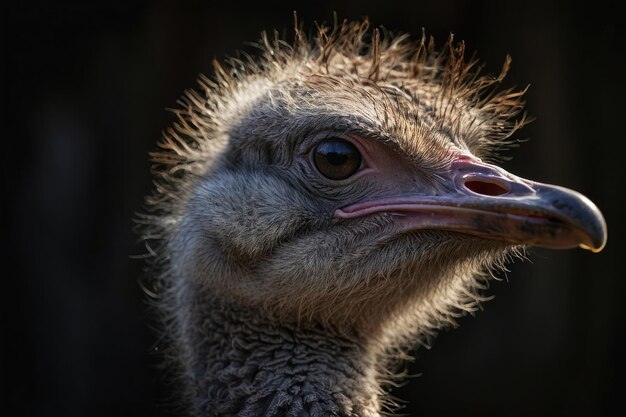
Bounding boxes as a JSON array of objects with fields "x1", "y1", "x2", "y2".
[{"x1": 142, "y1": 19, "x2": 606, "y2": 416}]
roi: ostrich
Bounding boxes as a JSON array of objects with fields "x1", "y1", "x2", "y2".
[{"x1": 140, "y1": 19, "x2": 607, "y2": 416}]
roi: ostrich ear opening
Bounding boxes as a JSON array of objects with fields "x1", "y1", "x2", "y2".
[{"x1": 336, "y1": 158, "x2": 607, "y2": 252}]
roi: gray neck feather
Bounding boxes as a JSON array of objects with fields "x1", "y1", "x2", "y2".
[{"x1": 179, "y1": 294, "x2": 383, "y2": 417}]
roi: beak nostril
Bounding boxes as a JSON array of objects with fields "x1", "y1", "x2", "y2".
[{"x1": 464, "y1": 179, "x2": 509, "y2": 196}]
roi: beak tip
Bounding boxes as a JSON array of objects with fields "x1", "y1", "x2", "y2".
[
  {"x1": 584, "y1": 219, "x2": 608, "y2": 253},
  {"x1": 576, "y1": 203, "x2": 607, "y2": 253},
  {"x1": 543, "y1": 185, "x2": 608, "y2": 254},
  {"x1": 580, "y1": 240, "x2": 606, "y2": 253}
]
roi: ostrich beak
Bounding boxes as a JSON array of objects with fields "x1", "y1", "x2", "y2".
[{"x1": 335, "y1": 158, "x2": 607, "y2": 252}]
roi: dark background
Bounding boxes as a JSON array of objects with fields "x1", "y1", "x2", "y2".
[{"x1": 3, "y1": 1, "x2": 624, "y2": 416}]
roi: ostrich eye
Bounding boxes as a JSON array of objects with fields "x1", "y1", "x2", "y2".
[{"x1": 313, "y1": 139, "x2": 362, "y2": 180}]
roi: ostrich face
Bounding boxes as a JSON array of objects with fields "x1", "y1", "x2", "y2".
[{"x1": 165, "y1": 28, "x2": 606, "y2": 336}]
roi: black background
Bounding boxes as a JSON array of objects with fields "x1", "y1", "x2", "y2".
[{"x1": 4, "y1": 1, "x2": 624, "y2": 416}]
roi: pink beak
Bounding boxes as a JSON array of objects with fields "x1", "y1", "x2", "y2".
[{"x1": 336, "y1": 159, "x2": 607, "y2": 252}]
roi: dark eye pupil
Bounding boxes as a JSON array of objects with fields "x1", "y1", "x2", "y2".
[
  {"x1": 314, "y1": 139, "x2": 362, "y2": 180},
  {"x1": 326, "y1": 150, "x2": 349, "y2": 166}
]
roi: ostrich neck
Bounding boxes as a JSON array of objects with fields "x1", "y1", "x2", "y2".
[{"x1": 180, "y1": 295, "x2": 384, "y2": 416}]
